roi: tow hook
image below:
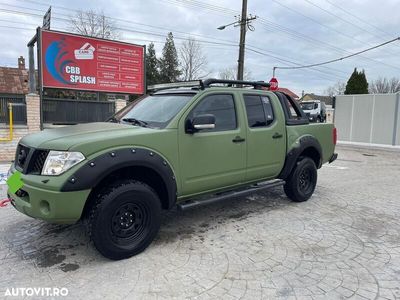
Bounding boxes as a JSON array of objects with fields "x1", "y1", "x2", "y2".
[{"x1": 0, "y1": 198, "x2": 11, "y2": 207}]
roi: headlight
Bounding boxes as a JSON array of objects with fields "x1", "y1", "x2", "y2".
[{"x1": 42, "y1": 151, "x2": 85, "y2": 176}]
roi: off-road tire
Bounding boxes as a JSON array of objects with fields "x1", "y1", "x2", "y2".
[
  {"x1": 284, "y1": 157, "x2": 317, "y2": 202},
  {"x1": 87, "y1": 180, "x2": 161, "y2": 260}
]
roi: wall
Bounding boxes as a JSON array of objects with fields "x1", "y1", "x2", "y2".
[
  {"x1": 114, "y1": 99, "x2": 127, "y2": 112},
  {"x1": 0, "y1": 94, "x2": 40, "y2": 161},
  {"x1": 0, "y1": 95, "x2": 126, "y2": 162},
  {"x1": 335, "y1": 93, "x2": 400, "y2": 146}
]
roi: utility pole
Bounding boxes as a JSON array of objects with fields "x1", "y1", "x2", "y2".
[
  {"x1": 217, "y1": 1, "x2": 256, "y2": 81},
  {"x1": 237, "y1": 0, "x2": 248, "y2": 81}
]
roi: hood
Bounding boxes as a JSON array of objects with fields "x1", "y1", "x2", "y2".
[{"x1": 20, "y1": 122, "x2": 142, "y2": 151}]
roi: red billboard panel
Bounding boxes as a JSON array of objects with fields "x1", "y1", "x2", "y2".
[{"x1": 41, "y1": 30, "x2": 145, "y2": 94}]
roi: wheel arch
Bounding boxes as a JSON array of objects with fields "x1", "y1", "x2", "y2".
[
  {"x1": 60, "y1": 148, "x2": 177, "y2": 217},
  {"x1": 278, "y1": 135, "x2": 322, "y2": 180}
]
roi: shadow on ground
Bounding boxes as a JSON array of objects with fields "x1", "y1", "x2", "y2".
[{"x1": 1, "y1": 186, "x2": 291, "y2": 272}]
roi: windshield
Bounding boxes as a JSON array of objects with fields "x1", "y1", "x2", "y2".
[
  {"x1": 300, "y1": 102, "x2": 315, "y2": 110},
  {"x1": 112, "y1": 93, "x2": 194, "y2": 128}
]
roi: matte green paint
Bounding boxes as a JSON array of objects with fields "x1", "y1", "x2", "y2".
[
  {"x1": 8, "y1": 174, "x2": 90, "y2": 224},
  {"x1": 10, "y1": 87, "x2": 335, "y2": 224}
]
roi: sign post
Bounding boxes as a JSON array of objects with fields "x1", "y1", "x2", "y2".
[{"x1": 42, "y1": 7, "x2": 51, "y2": 30}]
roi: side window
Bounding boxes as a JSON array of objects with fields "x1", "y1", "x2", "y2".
[
  {"x1": 190, "y1": 94, "x2": 237, "y2": 131},
  {"x1": 244, "y1": 95, "x2": 274, "y2": 128},
  {"x1": 285, "y1": 96, "x2": 303, "y2": 119}
]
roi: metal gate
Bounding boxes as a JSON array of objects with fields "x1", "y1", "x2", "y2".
[
  {"x1": 0, "y1": 94, "x2": 27, "y2": 125},
  {"x1": 42, "y1": 98, "x2": 115, "y2": 125}
]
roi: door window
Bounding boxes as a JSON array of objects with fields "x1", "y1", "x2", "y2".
[
  {"x1": 189, "y1": 94, "x2": 237, "y2": 131},
  {"x1": 244, "y1": 95, "x2": 274, "y2": 127}
]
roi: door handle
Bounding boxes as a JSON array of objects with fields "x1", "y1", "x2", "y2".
[
  {"x1": 232, "y1": 136, "x2": 246, "y2": 143},
  {"x1": 272, "y1": 132, "x2": 283, "y2": 139}
]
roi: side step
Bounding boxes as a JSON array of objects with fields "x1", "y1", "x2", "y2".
[{"x1": 177, "y1": 179, "x2": 285, "y2": 211}]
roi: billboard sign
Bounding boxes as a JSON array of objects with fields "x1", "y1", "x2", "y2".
[{"x1": 40, "y1": 30, "x2": 145, "y2": 94}]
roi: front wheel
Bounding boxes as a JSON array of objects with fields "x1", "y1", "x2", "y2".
[
  {"x1": 284, "y1": 157, "x2": 317, "y2": 202},
  {"x1": 87, "y1": 180, "x2": 161, "y2": 260}
]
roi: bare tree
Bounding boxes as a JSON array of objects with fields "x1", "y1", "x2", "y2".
[
  {"x1": 324, "y1": 81, "x2": 346, "y2": 97},
  {"x1": 369, "y1": 77, "x2": 400, "y2": 93},
  {"x1": 69, "y1": 10, "x2": 120, "y2": 39},
  {"x1": 219, "y1": 67, "x2": 252, "y2": 81},
  {"x1": 179, "y1": 38, "x2": 209, "y2": 80}
]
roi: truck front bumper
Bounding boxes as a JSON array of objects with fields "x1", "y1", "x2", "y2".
[{"x1": 7, "y1": 183, "x2": 90, "y2": 224}]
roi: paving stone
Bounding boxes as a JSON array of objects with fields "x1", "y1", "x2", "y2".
[{"x1": 0, "y1": 146, "x2": 399, "y2": 299}]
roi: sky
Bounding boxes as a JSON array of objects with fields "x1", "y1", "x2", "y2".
[{"x1": 0, "y1": 0, "x2": 399, "y2": 97}]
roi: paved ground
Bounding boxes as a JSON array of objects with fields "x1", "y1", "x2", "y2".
[
  {"x1": 0, "y1": 145, "x2": 399, "y2": 299},
  {"x1": 0, "y1": 163, "x2": 8, "y2": 185}
]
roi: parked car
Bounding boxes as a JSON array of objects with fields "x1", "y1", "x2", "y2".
[
  {"x1": 7, "y1": 79, "x2": 337, "y2": 260},
  {"x1": 300, "y1": 100, "x2": 327, "y2": 122}
]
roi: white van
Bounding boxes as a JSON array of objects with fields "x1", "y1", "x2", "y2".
[{"x1": 300, "y1": 100, "x2": 326, "y2": 122}]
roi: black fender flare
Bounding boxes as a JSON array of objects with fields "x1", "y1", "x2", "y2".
[
  {"x1": 278, "y1": 135, "x2": 323, "y2": 180},
  {"x1": 61, "y1": 147, "x2": 177, "y2": 209}
]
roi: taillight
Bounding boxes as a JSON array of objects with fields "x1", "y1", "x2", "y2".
[{"x1": 333, "y1": 127, "x2": 337, "y2": 145}]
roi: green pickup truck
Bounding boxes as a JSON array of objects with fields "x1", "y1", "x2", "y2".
[{"x1": 7, "y1": 79, "x2": 337, "y2": 260}]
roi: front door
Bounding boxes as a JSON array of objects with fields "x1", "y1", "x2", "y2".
[{"x1": 178, "y1": 93, "x2": 246, "y2": 197}]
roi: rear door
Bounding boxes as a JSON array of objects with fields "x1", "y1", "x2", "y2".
[{"x1": 242, "y1": 93, "x2": 286, "y2": 182}]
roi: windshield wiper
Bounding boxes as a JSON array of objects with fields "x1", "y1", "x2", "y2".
[
  {"x1": 122, "y1": 118, "x2": 148, "y2": 127},
  {"x1": 107, "y1": 116, "x2": 118, "y2": 123}
]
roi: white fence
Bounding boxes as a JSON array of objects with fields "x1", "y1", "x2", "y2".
[{"x1": 334, "y1": 93, "x2": 400, "y2": 146}]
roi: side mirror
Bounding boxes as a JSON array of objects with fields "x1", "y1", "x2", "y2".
[{"x1": 186, "y1": 114, "x2": 216, "y2": 133}]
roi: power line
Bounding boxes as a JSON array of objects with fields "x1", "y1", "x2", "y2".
[
  {"x1": 266, "y1": 1, "x2": 400, "y2": 69},
  {"x1": 323, "y1": 0, "x2": 396, "y2": 39},
  {"x1": 0, "y1": 2, "x2": 350, "y2": 79},
  {"x1": 12, "y1": 0, "x2": 395, "y2": 73},
  {"x1": 303, "y1": 0, "x2": 388, "y2": 41},
  {"x1": 273, "y1": 37, "x2": 400, "y2": 75},
  {"x1": 0, "y1": 18, "x2": 345, "y2": 81},
  {"x1": 0, "y1": 6, "x2": 240, "y2": 48},
  {"x1": 155, "y1": 0, "x2": 400, "y2": 72},
  {"x1": 246, "y1": 47, "x2": 346, "y2": 81},
  {"x1": 16, "y1": 0, "x2": 242, "y2": 46},
  {"x1": 270, "y1": 0, "x2": 392, "y2": 49},
  {"x1": 0, "y1": 1, "x2": 394, "y2": 83}
]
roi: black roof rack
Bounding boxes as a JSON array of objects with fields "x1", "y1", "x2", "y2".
[
  {"x1": 147, "y1": 81, "x2": 202, "y2": 92},
  {"x1": 147, "y1": 78, "x2": 270, "y2": 92},
  {"x1": 202, "y1": 78, "x2": 270, "y2": 89}
]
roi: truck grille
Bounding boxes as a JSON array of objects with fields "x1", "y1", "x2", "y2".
[
  {"x1": 15, "y1": 144, "x2": 49, "y2": 174},
  {"x1": 15, "y1": 144, "x2": 31, "y2": 170},
  {"x1": 29, "y1": 150, "x2": 49, "y2": 174}
]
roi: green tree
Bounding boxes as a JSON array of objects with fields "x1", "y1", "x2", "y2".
[
  {"x1": 344, "y1": 68, "x2": 369, "y2": 94},
  {"x1": 159, "y1": 32, "x2": 181, "y2": 83},
  {"x1": 145, "y1": 42, "x2": 160, "y2": 86}
]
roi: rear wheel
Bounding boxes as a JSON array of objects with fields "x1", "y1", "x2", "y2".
[
  {"x1": 284, "y1": 157, "x2": 317, "y2": 202},
  {"x1": 87, "y1": 180, "x2": 161, "y2": 260}
]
